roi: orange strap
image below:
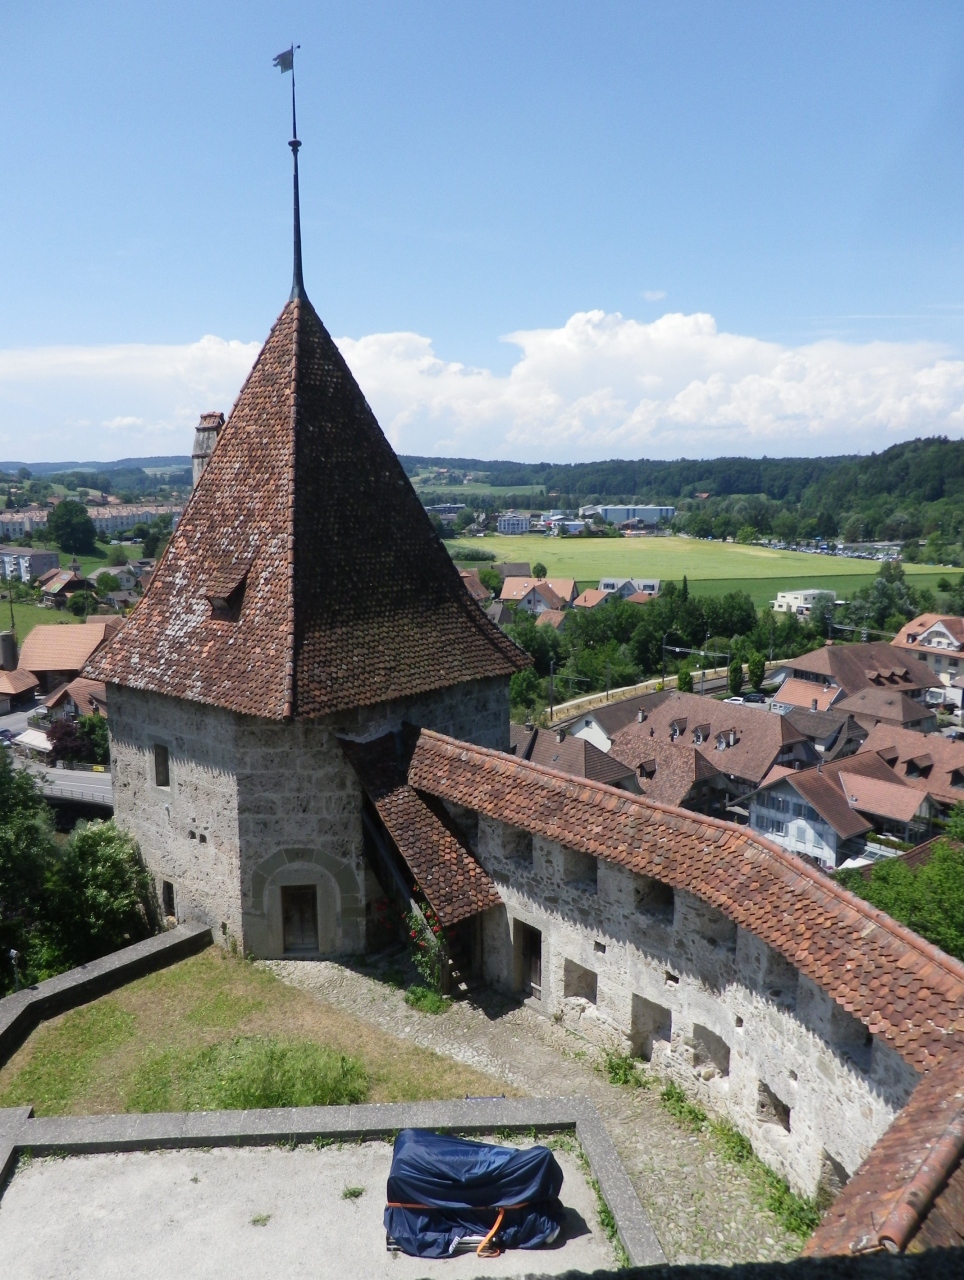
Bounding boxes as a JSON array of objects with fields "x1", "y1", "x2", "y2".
[
  {"x1": 385, "y1": 1201, "x2": 521, "y2": 1259},
  {"x1": 476, "y1": 1206, "x2": 505, "y2": 1257}
]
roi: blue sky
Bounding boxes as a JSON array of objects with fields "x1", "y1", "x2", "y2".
[{"x1": 4, "y1": 2, "x2": 964, "y2": 462}]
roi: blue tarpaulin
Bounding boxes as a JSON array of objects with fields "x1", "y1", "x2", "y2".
[{"x1": 384, "y1": 1129, "x2": 566, "y2": 1258}]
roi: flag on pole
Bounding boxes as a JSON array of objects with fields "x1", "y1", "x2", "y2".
[{"x1": 273, "y1": 47, "x2": 294, "y2": 73}]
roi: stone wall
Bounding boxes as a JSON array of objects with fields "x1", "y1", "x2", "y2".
[
  {"x1": 472, "y1": 814, "x2": 921, "y2": 1199},
  {"x1": 108, "y1": 685, "x2": 244, "y2": 940},
  {"x1": 107, "y1": 675, "x2": 510, "y2": 957}
]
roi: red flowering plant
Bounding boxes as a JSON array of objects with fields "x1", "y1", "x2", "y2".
[{"x1": 405, "y1": 901, "x2": 446, "y2": 993}]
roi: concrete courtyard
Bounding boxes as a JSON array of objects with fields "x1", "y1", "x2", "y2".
[{"x1": 0, "y1": 1140, "x2": 614, "y2": 1280}]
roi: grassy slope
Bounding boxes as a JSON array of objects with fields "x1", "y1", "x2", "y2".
[
  {"x1": 451, "y1": 535, "x2": 949, "y2": 609},
  {"x1": 0, "y1": 948, "x2": 511, "y2": 1116}
]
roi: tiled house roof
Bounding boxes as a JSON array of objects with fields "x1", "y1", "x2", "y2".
[
  {"x1": 509, "y1": 724, "x2": 636, "y2": 788},
  {"x1": 610, "y1": 691, "x2": 814, "y2": 790},
  {"x1": 88, "y1": 298, "x2": 527, "y2": 718},
  {"x1": 340, "y1": 732, "x2": 501, "y2": 926},
  {"x1": 19, "y1": 621, "x2": 118, "y2": 677},
  {"x1": 405, "y1": 727, "x2": 964, "y2": 1253},
  {"x1": 837, "y1": 688, "x2": 937, "y2": 731},
  {"x1": 785, "y1": 642, "x2": 941, "y2": 697}
]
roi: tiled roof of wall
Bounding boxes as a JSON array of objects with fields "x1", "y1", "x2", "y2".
[
  {"x1": 408, "y1": 728, "x2": 964, "y2": 1073},
  {"x1": 804, "y1": 1048, "x2": 964, "y2": 1256},
  {"x1": 406, "y1": 727, "x2": 964, "y2": 1254},
  {"x1": 340, "y1": 733, "x2": 501, "y2": 927},
  {"x1": 88, "y1": 297, "x2": 527, "y2": 718}
]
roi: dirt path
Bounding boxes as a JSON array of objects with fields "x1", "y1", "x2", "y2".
[{"x1": 263, "y1": 957, "x2": 801, "y2": 1266}]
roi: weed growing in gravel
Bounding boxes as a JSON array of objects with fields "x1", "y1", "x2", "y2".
[
  {"x1": 572, "y1": 1146, "x2": 630, "y2": 1268},
  {"x1": 709, "y1": 1120, "x2": 819, "y2": 1237},
  {"x1": 404, "y1": 985, "x2": 452, "y2": 1014},
  {"x1": 251, "y1": 1213, "x2": 271, "y2": 1227},
  {"x1": 659, "y1": 1081, "x2": 707, "y2": 1130},
  {"x1": 342, "y1": 1186, "x2": 365, "y2": 1200},
  {"x1": 603, "y1": 1051, "x2": 651, "y2": 1088}
]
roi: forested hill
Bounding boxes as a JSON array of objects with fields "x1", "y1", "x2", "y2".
[{"x1": 400, "y1": 437, "x2": 964, "y2": 506}]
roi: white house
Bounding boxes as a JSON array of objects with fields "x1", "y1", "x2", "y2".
[
  {"x1": 598, "y1": 577, "x2": 661, "y2": 598},
  {"x1": 496, "y1": 512, "x2": 531, "y2": 535},
  {"x1": 770, "y1": 589, "x2": 838, "y2": 617}
]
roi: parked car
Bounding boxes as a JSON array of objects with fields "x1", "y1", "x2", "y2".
[
  {"x1": 743, "y1": 692, "x2": 767, "y2": 704},
  {"x1": 0, "y1": 729, "x2": 14, "y2": 743},
  {"x1": 724, "y1": 696, "x2": 744, "y2": 704}
]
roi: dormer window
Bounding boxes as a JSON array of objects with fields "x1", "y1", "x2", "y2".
[{"x1": 204, "y1": 561, "x2": 251, "y2": 621}]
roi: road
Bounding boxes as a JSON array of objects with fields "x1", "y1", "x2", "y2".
[{"x1": 17, "y1": 759, "x2": 113, "y2": 808}]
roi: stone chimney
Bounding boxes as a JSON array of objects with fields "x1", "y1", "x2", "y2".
[
  {"x1": 192, "y1": 411, "x2": 225, "y2": 487},
  {"x1": 0, "y1": 631, "x2": 17, "y2": 671},
  {"x1": 811, "y1": 698, "x2": 818, "y2": 712}
]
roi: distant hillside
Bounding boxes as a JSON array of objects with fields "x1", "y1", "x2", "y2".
[
  {"x1": 1, "y1": 456, "x2": 191, "y2": 475},
  {"x1": 403, "y1": 438, "x2": 964, "y2": 555}
]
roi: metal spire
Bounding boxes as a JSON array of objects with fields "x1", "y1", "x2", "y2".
[{"x1": 274, "y1": 45, "x2": 305, "y2": 301}]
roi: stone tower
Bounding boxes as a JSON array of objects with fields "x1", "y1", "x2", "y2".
[{"x1": 88, "y1": 290, "x2": 528, "y2": 957}]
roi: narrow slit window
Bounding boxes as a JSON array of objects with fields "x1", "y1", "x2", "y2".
[{"x1": 154, "y1": 744, "x2": 170, "y2": 788}]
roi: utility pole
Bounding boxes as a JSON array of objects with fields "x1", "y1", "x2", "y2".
[
  {"x1": 549, "y1": 659, "x2": 555, "y2": 722},
  {"x1": 606, "y1": 660, "x2": 610, "y2": 702}
]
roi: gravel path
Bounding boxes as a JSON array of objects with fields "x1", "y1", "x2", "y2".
[{"x1": 262, "y1": 957, "x2": 802, "y2": 1266}]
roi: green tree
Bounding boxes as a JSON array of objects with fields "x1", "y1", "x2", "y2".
[
  {"x1": 727, "y1": 659, "x2": 745, "y2": 696},
  {"x1": 67, "y1": 591, "x2": 97, "y2": 617},
  {"x1": 676, "y1": 665, "x2": 694, "y2": 693},
  {"x1": 0, "y1": 753, "x2": 53, "y2": 989},
  {"x1": 40, "y1": 821, "x2": 154, "y2": 973},
  {"x1": 106, "y1": 545, "x2": 129, "y2": 566},
  {"x1": 79, "y1": 714, "x2": 110, "y2": 765},
  {"x1": 509, "y1": 667, "x2": 542, "y2": 711},
  {"x1": 532, "y1": 561, "x2": 547, "y2": 579},
  {"x1": 747, "y1": 651, "x2": 766, "y2": 690},
  {"x1": 94, "y1": 572, "x2": 121, "y2": 597},
  {"x1": 735, "y1": 525, "x2": 758, "y2": 544},
  {"x1": 477, "y1": 567, "x2": 502, "y2": 595},
  {"x1": 837, "y1": 834, "x2": 964, "y2": 961},
  {"x1": 47, "y1": 499, "x2": 97, "y2": 554}
]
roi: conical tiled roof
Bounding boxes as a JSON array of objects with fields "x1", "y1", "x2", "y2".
[{"x1": 89, "y1": 298, "x2": 528, "y2": 719}]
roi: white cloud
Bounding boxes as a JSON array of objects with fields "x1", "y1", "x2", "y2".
[
  {"x1": 2, "y1": 310, "x2": 964, "y2": 462},
  {"x1": 643, "y1": 290, "x2": 667, "y2": 301},
  {"x1": 0, "y1": 336, "x2": 260, "y2": 462},
  {"x1": 338, "y1": 310, "x2": 964, "y2": 460}
]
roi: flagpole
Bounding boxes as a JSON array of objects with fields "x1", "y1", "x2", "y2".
[{"x1": 287, "y1": 46, "x2": 304, "y2": 301}]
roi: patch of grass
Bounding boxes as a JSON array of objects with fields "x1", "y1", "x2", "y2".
[
  {"x1": 251, "y1": 1213, "x2": 271, "y2": 1227},
  {"x1": 403, "y1": 985, "x2": 452, "y2": 1014},
  {"x1": 0, "y1": 1002, "x2": 136, "y2": 1114},
  {"x1": 709, "y1": 1119, "x2": 819, "y2": 1237},
  {"x1": 0, "y1": 948, "x2": 512, "y2": 1115},
  {"x1": 342, "y1": 1185, "x2": 365, "y2": 1200},
  {"x1": 183, "y1": 989, "x2": 265, "y2": 1028},
  {"x1": 572, "y1": 1144, "x2": 630, "y2": 1269},
  {"x1": 658, "y1": 1080, "x2": 707, "y2": 1131},
  {"x1": 603, "y1": 1050, "x2": 651, "y2": 1089},
  {"x1": 125, "y1": 1036, "x2": 369, "y2": 1112},
  {"x1": 448, "y1": 532, "x2": 943, "y2": 596}
]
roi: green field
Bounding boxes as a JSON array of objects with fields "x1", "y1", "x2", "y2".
[{"x1": 450, "y1": 535, "x2": 949, "y2": 609}]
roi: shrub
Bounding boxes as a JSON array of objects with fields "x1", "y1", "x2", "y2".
[
  {"x1": 106, "y1": 546, "x2": 130, "y2": 566},
  {"x1": 406, "y1": 906, "x2": 445, "y2": 992},
  {"x1": 532, "y1": 561, "x2": 547, "y2": 579},
  {"x1": 676, "y1": 666, "x2": 693, "y2": 694}
]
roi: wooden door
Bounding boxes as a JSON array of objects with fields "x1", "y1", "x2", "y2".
[
  {"x1": 281, "y1": 885, "x2": 319, "y2": 954},
  {"x1": 522, "y1": 924, "x2": 542, "y2": 998}
]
